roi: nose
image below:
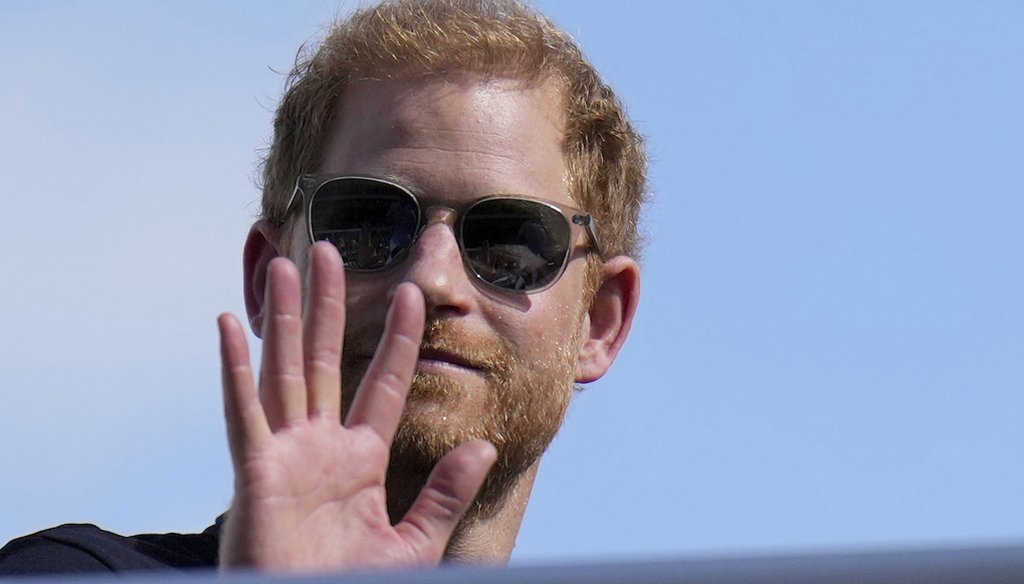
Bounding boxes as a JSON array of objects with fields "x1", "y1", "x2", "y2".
[{"x1": 396, "y1": 207, "x2": 475, "y2": 316}]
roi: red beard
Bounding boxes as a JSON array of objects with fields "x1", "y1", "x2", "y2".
[{"x1": 341, "y1": 317, "x2": 576, "y2": 521}]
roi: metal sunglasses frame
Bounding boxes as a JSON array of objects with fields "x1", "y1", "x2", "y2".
[{"x1": 280, "y1": 174, "x2": 604, "y2": 293}]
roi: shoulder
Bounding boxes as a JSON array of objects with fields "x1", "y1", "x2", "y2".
[{"x1": 0, "y1": 523, "x2": 219, "y2": 575}]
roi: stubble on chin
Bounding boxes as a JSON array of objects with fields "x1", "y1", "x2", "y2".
[{"x1": 342, "y1": 317, "x2": 578, "y2": 522}]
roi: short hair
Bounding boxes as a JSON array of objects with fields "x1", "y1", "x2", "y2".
[{"x1": 260, "y1": 0, "x2": 648, "y2": 260}]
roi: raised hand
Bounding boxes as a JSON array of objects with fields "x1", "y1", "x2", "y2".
[{"x1": 216, "y1": 242, "x2": 496, "y2": 571}]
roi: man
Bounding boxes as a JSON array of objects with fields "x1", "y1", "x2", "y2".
[{"x1": 0, "y1": 0, "x2": 645, "y2": 573}]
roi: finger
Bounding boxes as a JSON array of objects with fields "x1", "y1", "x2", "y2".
[
  {"x1": 395, "y1": 440, "x2": 497, "y2": 558},
  {"x1": 303, "y1": 242, "x2": 346, "y2": 419},
  {"x1": 218, "y1": 313, "x2": 271, "y2": 463},
  {"x1": 258, "y1": 257, "x2": 307, "y2": 430},
  {"x1": 344, "y1": 282, "x2": 424, "y2": 443}
]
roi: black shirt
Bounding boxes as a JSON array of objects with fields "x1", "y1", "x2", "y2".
[{"x1": 0, "y1": 521, "x2": 219, "y2": 575}]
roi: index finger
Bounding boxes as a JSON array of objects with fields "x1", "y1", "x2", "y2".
[{"x1": 344, "y1": 283, "x2": 424, "y2": 444}]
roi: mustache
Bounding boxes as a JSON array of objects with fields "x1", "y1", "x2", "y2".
[{"x1": 342, "y1": 318, "x2": 514, "y2": 374}]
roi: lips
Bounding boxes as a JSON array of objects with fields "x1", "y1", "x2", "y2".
[
  {"x1": 417, "y1": 347, "x2": 482, "y2": 371},
  {"x1": 347, "y1": 348, "x2": 485, "y2": 371}
]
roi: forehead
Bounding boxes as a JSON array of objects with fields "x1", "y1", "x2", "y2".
[{"x1": 319, "y1": 74, "x2": 570, "y2": 205}]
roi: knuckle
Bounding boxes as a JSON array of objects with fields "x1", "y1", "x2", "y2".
[
  {"x1": 268, "y1": 371, "x2": 305, "y2": 386},
  {"x1": 392, "y1": 328, "x2": 421, "y2": 350},
  {"x1": 316, "y1": 292, "x2": 345, "y2": 313},
  {"x1": 305, "y1": 346, "x2": 340, "y2": 370},
  {"x1": 374, "y1": 371, "x2": 409, "y2": 399},
  {"x1": 419, "y1": 487, "x2": 464, "y2": 523},
  {"x1": 268, "y1": 312, "x2": 302, "y2": 332}
]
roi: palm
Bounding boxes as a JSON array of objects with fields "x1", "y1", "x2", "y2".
[
  {"x1": 217, "y1": 243, "x2": 495, "y2": 571},
  {"x1": 230, "y1": 420, "x2": 406, "y2": 568}
]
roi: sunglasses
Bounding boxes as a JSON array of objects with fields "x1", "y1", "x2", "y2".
[{"x1": 282, "y1": 175, "x2": 603, "y2": 293}]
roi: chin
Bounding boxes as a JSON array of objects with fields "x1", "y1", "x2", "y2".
[
  {"x1": 389, "y1": 367, "x2": 573, "y2": 519},
  {"x1": 398, "y1": 371, "x2": 498, "y2": 451}
]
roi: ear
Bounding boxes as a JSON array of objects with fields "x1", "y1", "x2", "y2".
[
  {"x1": 575, "y1": 255, "x2": 641, "y2": 383},
  {"x1": 243, "y1": 219, "x2": 284, "y2": 338}
]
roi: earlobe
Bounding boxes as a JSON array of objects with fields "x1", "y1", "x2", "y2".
[
  {"x1": 575, "y1": 256, "x2": 641, "y2": 383},
  {"x1": 243, "y1": 220, "x2": 284, "y2": 338}
]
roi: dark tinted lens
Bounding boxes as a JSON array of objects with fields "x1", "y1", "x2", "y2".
[
  {"x1": 309, "y1": 178, "x2": 419, "y2": 271},
  {"x1": 461, "y1": 199, "x2": 571, "y2": 291}
]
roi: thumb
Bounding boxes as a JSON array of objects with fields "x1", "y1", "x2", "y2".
[{"x1": 394, "y1": 440, "x2": 498, "y2": 559}]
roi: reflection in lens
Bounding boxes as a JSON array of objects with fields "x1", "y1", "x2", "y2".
[
  {"x1": 462, "y1": 199, "x2": 570, "y2": 291},
  {"x1": 309, "y1": 179, "x2": 419, "y2": 271}
]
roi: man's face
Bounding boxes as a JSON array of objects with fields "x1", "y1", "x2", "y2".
[{"x1": 285, "y1": 75, "x2": 593, "y2": 511}]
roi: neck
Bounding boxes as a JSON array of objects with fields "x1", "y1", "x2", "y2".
[{"x1": 443, "y1": 462, "x2": 539, "y2": 563}]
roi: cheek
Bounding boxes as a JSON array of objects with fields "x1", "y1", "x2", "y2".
[
  {"x1": 499, "y1": 301, "x2": 585, "y2": 366},
  {"x1": 343, "y1": 276, "x2": 395, "y2": 330},
  {"x1": 345, "y1": 279, "x2": 380, "y2": 310}
]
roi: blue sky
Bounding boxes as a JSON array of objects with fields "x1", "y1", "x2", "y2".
[{"x1": 1, "y1": 0, "x2": 1023, "y2": 565}]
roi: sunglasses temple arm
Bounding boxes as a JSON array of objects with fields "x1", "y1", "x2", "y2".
[
  {"x1": 574, "y1": 214, "x2": 604, "y2": 258},
  {"x1": 279, "y1": 178, "x2": 310, "y2": 226}
]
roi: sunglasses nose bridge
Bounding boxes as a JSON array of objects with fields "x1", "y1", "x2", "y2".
[
  {"x1": 422, "y1": 205, "x2": 457, "y2": 224},
  {"x1": 414, "y1": 205, "x2": 459, "y2": 240},
  {"x1": 400, "y1": 204, "x2": 479, "y2": 310}
]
